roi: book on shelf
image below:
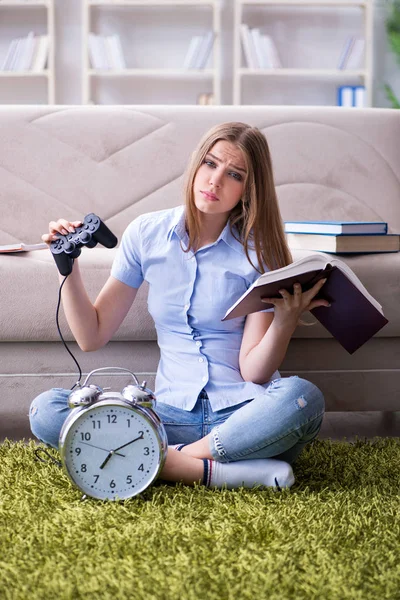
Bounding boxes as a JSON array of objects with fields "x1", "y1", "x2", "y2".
[
  {"x1": 1, "y1": 33, "x2": 49, "y2": 72},
  {"x1": 88, "y1": 33, "x2": 126, "y2": 70},
  {"x1": 183, "y1": 31, "x2": 215, "y2": 70},
  {"x1": 337, "y1": 85, "x2": 365, "y2": 108},
  {"x1": 240, "y1": 24, "x2": 258, "y2": 69},
  {"x1": 31, "y1": 36, "x2": 49, "y2": 72},
  {"x1": 222, "y1": 253, "x2": 388, "y2": 354},
  {"x1": 0, "y1": 242, "x2": 48, "y2": 253},
  {"x1": 337, "y1": 36, "x2": 355, "y2": 69},
  {"x1": 286, "y1": 233, "x2": 400, "y2": 254},
  {"x1": 183, "y1": 35, "x2": 203, "y2": 69},
  {"x1": 345, "y1": 38, "x2": 365, "y2": 70},
  {"x1": 241, "y1": 25, "x2": 281, "y2": 69},
  {"x1": 337, "y1": 36, "x2": 364, "y2": 71},
  {"x1": 284, "y1": 221, "x2": 388, "y2": 235}
]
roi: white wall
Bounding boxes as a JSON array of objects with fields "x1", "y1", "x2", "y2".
[{"x1": 0, "y1": 0, "x2": 398, "y2": 107}]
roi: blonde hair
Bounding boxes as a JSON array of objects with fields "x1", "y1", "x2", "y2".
[{"x1": 183, "y1": 122, "x2": 292, "y2": 273}]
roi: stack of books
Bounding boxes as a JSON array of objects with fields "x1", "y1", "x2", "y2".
[
  {"x1": 284, "y1": 221, "x2": 400, "y2": 254},
  {"x1": 1, "y1": 32, "x2": 49, "y2": 72}
]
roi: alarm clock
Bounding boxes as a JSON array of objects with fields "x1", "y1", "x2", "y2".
[{"x1": 59, "y1": 367, "x2": 168, "y2": 500}]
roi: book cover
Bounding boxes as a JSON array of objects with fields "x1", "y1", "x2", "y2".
[
  {"x1": 311, "y1": 267, "x2": 388, "y2": 354},
  {"x1": 240, "y1": 24, "x2": 258, "y2": 69},
  {"x1": 286, "y1": 232, "x2": 400, "y2": 254},
  {"x1": 222, "y1": 254, "x2": 388, "y2": 354},
  {"x1": 337, "y1": 36, "x2": 355, "y2": 70},
  {"x1": 0, "y1": 242, "x2": 48, "y2": 253},
  {"x1": 183, "y1": 36, "x2": 203, "y2": 69},
  {"x1": 284, "y1": 221, "x2": 388, "y2": 235},
  {"x1": 337, "y1": 85, "x2": 354, "y2": 107},
  {"x1": 345, "y1": 38, "x2": 365, "y2": 70},
  {"x1": 195, "y1": 31, "x2": 215, "y2": 70}
]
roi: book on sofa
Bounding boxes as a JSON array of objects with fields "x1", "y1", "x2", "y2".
[
  {"x1": 286, "y1": 232, "x2": 400, "y2": 254},
  {"x1": 222, "y1": 253, "x2": 388, "y2": 354},
  {"x1": 284, "y1": 221, "x2": 388, "y2": 235},
  {"x1": 0, "y1": 242, "x2": 47, "y2": 253}
]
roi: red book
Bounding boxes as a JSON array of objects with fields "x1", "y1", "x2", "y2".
[{"x1": 222, "y1": 254, "x2": 388, "y2": 354}]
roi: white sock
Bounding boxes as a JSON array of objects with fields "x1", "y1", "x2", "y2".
[
  {"x1": 204, "y1": 458, "x2": 295, "y2": 490},
  {"x1": 170, "y1": 444, "x2": 187, "y2": 451}
]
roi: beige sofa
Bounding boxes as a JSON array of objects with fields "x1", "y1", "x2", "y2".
[{"x1": 1, "y1": 105, "x2": 400, "y2": 441}]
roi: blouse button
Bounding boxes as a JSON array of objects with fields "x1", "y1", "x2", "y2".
[
  {"x1": 196, "y1": 341, "x2": 201, "y2": 347},
  {"x1": 198, "y1": 357, "x2": 204, "y2": 363}
]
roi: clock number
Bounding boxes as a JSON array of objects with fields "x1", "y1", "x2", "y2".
[
  {"x1": 126, "y1": 475, "x2": 132, "y2": 484},
  {"x1": 80, "y1": 432, "x2": 91, "y2": 441},
  {"x1": 127, "y1": 419, "x2": 131, "y2": 428},
  {"x1": 93, "y1": 475, "x2": 99, "y2": 483},
  {"x1": 92, "y1": 420, "x2": 101, "y2": 429},
  {"x1": 107, "y1": 415, "x2": 117, "y2": 424},
  {"x1": 144, "y1": 447, "x2": 150, "y2": 456},
  {"x1": 138, "y1": 464, "x2": 144, "y2": 471},
  {"x1": 110, "y1": 480, "x2": 116, "y2": 489},
  {"x1": 75, "y1": 447, "x2": 81, "y2": 455},
  {"x1": 81, "y1": 464, "x2": 87, "y2": 472}
]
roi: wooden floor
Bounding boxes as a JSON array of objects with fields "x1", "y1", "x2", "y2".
[{"x1": 318, "y1": 411, "x2": 400, "y2": 441}]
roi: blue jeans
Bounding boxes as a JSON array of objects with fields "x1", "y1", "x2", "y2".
[{"x1": 29, "y1": 376, "x2": 324, "y2": 465}]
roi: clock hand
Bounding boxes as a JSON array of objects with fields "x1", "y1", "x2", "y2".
[
  {"x1": 99, "y1": 433, "x2": 145, "y2": 470},
  {"x1": 99, "y1": 451, "x2": 114, "y2": 470},
  {"x1": 79, "y1": 441, "x2": 125, "y2": 457},
  {"x1": 112, "y1": 432, "x2": 145, "y2": 453}
]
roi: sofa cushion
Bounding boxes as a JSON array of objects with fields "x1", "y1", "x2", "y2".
[{"x1": 1, "y1": 246, "x2": 398, "y2": 342}]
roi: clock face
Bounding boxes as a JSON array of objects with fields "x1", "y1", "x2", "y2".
[{"x1": 60, "y1": 399, "x2": 166, "y2": 500}]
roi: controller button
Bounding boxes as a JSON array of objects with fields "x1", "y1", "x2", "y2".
[
  {"x1": 64, "y1": 242, "x2": 75, "y2": 253},
  {"x1": 80, "y1": 232, "x2": 91, "y2": 243},
  {"x1": 52, "y1": 240, "x2": 63, "y2": 251}
]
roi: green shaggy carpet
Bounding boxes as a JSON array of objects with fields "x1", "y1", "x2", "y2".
[{"x1": 1, "y1": 438, "x2": 400, "y2": 600}]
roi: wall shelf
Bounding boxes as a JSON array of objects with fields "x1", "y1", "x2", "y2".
[
  {"x1": 233, "y1": 0, "x2": 374, "y2": 106},
  {"x1": 82, "y1": 0, "x2": 221, "y2": 104},
  {"x1": 0, "y1": 0, "x2": 55, "y2": 103}
]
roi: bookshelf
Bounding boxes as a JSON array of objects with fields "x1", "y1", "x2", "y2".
[
  {"x1": 82, "y1": 0, "x2": 222, "y2": 105},
  {"x1": 0, "y1": 0, "x2": 55, "y2": 104},
  {"x1": 233, "y1": 0, "x2": 374, "y2": 107}
]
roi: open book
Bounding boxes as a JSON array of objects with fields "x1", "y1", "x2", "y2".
[
  {"x1": 222, "y1": 253, "x2": 388, "y2": 354},
  {"x1": 0, "y1": 242, "x2": 48, "y2": 253}
]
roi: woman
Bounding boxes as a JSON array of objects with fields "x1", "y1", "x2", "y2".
[{"x1": 30, "y1": 122, "x2": 328, "y2": 490}]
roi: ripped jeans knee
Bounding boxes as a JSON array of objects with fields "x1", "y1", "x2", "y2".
[{"x1": 208, "y1": 376, "x2": 325, "y2": 464}]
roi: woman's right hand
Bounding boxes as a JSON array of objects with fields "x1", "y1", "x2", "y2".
[{"x1": 42, "y1": 219, "x2": 83, "y2": 246}]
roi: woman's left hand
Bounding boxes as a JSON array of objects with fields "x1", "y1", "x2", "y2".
[{"x1": 261, "y1": 278, "x2": 330, "y2": 331}]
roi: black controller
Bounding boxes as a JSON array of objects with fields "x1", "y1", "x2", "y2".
[{"x1": 50, "y1": 213, "x2": 118, "y2": 276}]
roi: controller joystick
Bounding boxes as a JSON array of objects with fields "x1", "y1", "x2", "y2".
[{"x1": 50, "y1": 213, "x2": 118, "y2": 276}]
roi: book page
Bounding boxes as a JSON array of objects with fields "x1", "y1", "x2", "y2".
[
  {"x1": 0, "y1": 242, "x2": 48, "y2": 253},
  {"x1": 254, "y1": 254, "x2": 328, "y2": 287}
]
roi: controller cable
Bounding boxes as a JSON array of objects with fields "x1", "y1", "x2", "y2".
[
  {"x1": 56, "y1": 261, "x2": 83, "y2": 390},
  {"x1": 34, "y1": 265, "x2": 83, "y2": 468}
]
